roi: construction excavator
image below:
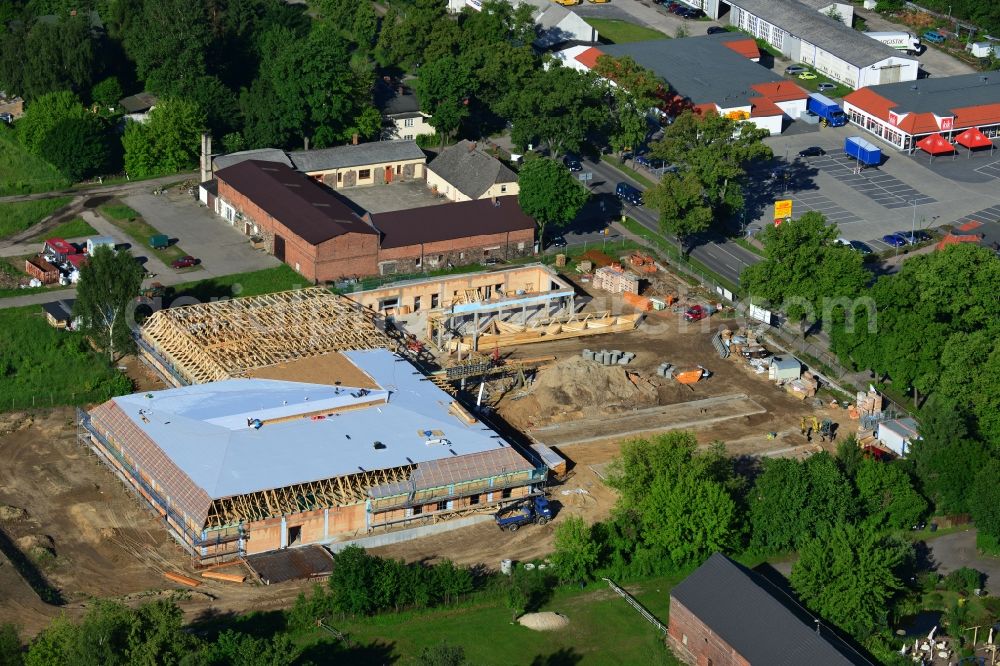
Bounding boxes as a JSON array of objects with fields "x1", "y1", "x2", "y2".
[{"x1": 800, "y1": 416, "x2": 836, "y2": 442}]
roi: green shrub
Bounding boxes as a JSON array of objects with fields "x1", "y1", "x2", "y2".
[
  {"x1": 978, "y1": 531, "x2": 1000, "y2": 556},
  {"x1": 942, "y1": 567, "x2": 983, "y2": 594},
  {"x1": 917, "y1": 571, "x2": 941, "y2": 593}
]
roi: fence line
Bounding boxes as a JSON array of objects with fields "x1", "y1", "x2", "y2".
[{"x1": 601, "y1": 577, "x2": 667, "y2": 634}]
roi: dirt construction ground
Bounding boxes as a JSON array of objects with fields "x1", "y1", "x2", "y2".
[{"x1": 0, "y1": 277, "x2": 853, "y2": 634}]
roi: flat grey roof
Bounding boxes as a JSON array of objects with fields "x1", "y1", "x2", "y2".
[
  {"x1": 602, "y1": 35, "x2": 783, "y2": 107},
  {"x1": 110, "y1": 349, "x2": 529, "y2": 500},
  {"x1": 672, "y1": 554, "x2": 870, "y2": 665},
  {"x1": 213, "y1": 148, "x2": 292, "y2": 171},
  {"x1": 289, "y1": 141, "x2": 426, "y2": 173},
  {"x1": 867, "y1": 72, "x2": 1000, "y2": 115},
  {"x1": 729, "y1": 0, "x2": 915, "y2": 68}
]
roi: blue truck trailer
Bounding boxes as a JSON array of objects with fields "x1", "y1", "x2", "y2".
[
  {"x1": 845, "y1": 136, "x2": 882, "y2": 166},
  {"x1": 806, "y1": 93, "x2": 847, "y2": 127}
]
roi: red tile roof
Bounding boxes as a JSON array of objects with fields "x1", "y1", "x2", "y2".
[
  {"x1": 44, "y1": 238, "x2": 77, "y2": 255},
  {"x1": 750, "y1": 81, "x2": 809, "y2": 103},
  {"x1": 846, "y1": 88, "x2": 1000, "y2": 134},
  {"x1": 723, "y1": 38, "x2": 761, "y2": 60},
  {"x1": 575, "y1": 47, "x2": 604, "y2": 70},
  {"x1": 750, "y1": 98, "x2": 783, "y2": 118}
]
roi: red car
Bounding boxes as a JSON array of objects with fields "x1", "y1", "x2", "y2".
[
  {"x1": 684, "y1": 305, "x2": 710, "y2": 321},
  {"x1": 171, "y1": 256, "x2": 198, "y2": 269}
]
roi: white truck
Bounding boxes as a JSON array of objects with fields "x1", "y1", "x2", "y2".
[{"x1": 864, "y1": 31, "x2": 922, "y2": 54}]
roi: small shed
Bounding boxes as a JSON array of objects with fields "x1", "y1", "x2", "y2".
[
  {"x1": 877, "y1": 417, "x2": 919, "y2": 457},
  {"x1": 768, "y1": 356, "x2": 802, "y2": 381},
  {"x1": 41, "y1": 299, "x2": 78, "y2": 330},
  {"x1": 86, "y1": 236, "x2": 116, "y2": 255},
  {"x1": 43, "y1": 237, "x2": 78, "y2": 263},
  {"x1": 25, "y1": 255, "x2": 60, "y2": 284}
]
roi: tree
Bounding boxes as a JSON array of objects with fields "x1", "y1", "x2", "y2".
[
  {"x1": 593, "y1": 55, "x2": 660, "y2": 160},
  {"x1": 73, "y1": 245, "x2": 145, "y2": 361},
  {"x1": 508, "y1": 66, "x2": 605, "y2": 158},
  {"x1": 650, "y1": 110, "x2": 771, "y2": 218},
  {"x1": 854, "y1": 459, "x2": 927, "y2": 530},
  {"x1": 16, "y1": 90, "x2": 89, "y2": 154},
  {"x1": 416, "y1": 55, "x2": 475, "y2": 144},
  {"x1": 517, "y1": 156, "x2": 589, "y2": 245},
  {"x1": 802, "y1": 452, "x2": 857, "y2": 531},
  {"x1": 791, "y1": 523, "x2": 912, "y2": 639},
  {"x1": 644, "y1": 170, "x2": 714, "y2": 253},
  {"x1": 327, "y1": 546, "x2": 379, "y2": 615},
  {"x1": 0, "y1": 14, "x2": 102, "y2": 100},
  {"x1": 200, "y1": 631, "x2": 298, "y2": 666},
  {"x1": 552, "y1": 516, "x2": 600, "y2": 584},
  {"x1": 418, "y1": 642, "x2": 468, "y2": 666},
  {"x1": 90, "y1": 76, "x2": 123, "y2": 111},
  {"x1": 39, "y1": 114, "x2": 109, "y2": 181},
  {"x1": 970, "y1": 459, "x2": 1000, "y2": 547},
  {"x1": 939, "y1": 329, "x2": 1000, "y2": 447},
  {"x1": 749, "y1": 458, "x2": 810, "y2": 554},
  {"x1": 121, "y1": 0, "x2": 211, "y2": 94},
  {"x1": 122, "y1": 98, "x2": 206, "y2": 177},
  {"x1": 0, "y1": 623, "x2": 22, "y2": 666},
  {"x1": 907, "y1": 399, "x2": 990, "y2": 514},
  {"x1": 741, "y1": 211, "x2": 870, "y2": 325}
]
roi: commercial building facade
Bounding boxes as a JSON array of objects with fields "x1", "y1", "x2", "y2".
[
  {"x1": 842, "y1": 73, "x2": 1000, "y2": 150},
  {"x1": 724, "y1": 0, "x2": 917, "y2": 89}
]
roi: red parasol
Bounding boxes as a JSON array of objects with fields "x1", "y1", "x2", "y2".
[
  {"x1": 955, "y1": 127, "x2": 993, "y2": 149},
  {"x1": 916, "y1": 133, "x2": 955, "y2": 155}
]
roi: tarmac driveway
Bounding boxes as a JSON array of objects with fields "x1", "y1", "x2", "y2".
[{"x1": 925, "y1": 530, "x2": 1000, "y2": 592}]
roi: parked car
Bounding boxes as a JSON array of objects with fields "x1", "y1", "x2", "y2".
[
  {"x1": 615, "y1": 182, "x2": 643, "y2": 206},
  {"x1": 817, "y1": 82, "x2": 836, "y2": 92},
  {"x1": 785, "y1": 65, "x2": 807, "y2": 75},
  {"x1": 849, "y1": 240, "x2": 874, "y2": 255},
  {"x1": 171, "y1": 255, "x2": 199, "y2": 268},
  {"x1": 798, "y1": 72, "x2": 817, "y2": 80},
  {"x1": 895, "y1": 230, "x2": 930, "y2": 244},
  {"x1": 741, "y1": 346, "x2": 771, "y2": 359},
  {"x1": 707, "y1": 26, "x2": 727, "y2": 34},
  {"x1": 922, "y1": 30, "x2": 946, "y2": 44},
  {"x1": 684, "y1": 304, "x2": 710, "y2": 321},
  {"x1": 563, "y1": 153, "x2": 582, "y2": 172},
  {"x1": 679, "y1": 7, "x2": 704, "y2": 17},
  {"x1": 798, "y1": 146, "x2": 826, "y2": 157},
  {"x1": 495, "y1": 496, "x2": 552, "y2": 532},
  {"x1": 670, "y1": 4, "x2": 688, "y2": 14},
  {"x1": 549, "y1": 236, "x2": 568, "y2": 249},
  {"x1": 882, "y1": 233, "x2": 909, "y2": 247}
]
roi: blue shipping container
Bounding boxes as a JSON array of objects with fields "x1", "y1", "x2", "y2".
[{"x1": 844, "y1": 136, "x2": 882, "y2": 166}]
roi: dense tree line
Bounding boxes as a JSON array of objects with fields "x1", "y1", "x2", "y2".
[{"x1": 876, "y1": 0, "x2": 1000, "y2": 34}]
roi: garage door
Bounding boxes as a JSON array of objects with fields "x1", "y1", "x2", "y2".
[{"x1": 880, "y1": 65, "x2": 902, "y2": 84}]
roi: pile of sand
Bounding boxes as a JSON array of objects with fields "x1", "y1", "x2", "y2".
[
  {"x1": 505, "y1": 356, "x2": 657, "y2": 427},
  {"x1": 518, "y1": 612, "x2": 570, "y2": 631},
  {"x1": 0, "y1": 411, "x2": 33, "y2": 435},
  {"x1": 0, "y1": 505, "x2": 28, "y2": 521}
]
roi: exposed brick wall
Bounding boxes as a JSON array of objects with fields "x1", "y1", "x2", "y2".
[
  {"x1": 377, "y1": 228, "x2": 534, "y2": 275},
  {"x1": 667, "y1": 597, "x2": 751, "y2": 666}
]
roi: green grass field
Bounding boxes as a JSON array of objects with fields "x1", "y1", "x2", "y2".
[
  {"x1": 31, "y1": 217, "x2": 97, "y2": 241},
  {"x1": 0, "y1": 306, "x2": 132, "y2": 412},
  {"x1": 0, "y1": 128, "x2": 70, "y2": 196},
  {"x1": 0, "y1": 197, "x2": 73, "y2": 238},
  {"x1": 289, "y1": 576, "x2": 683, "y2": 665},
  {"x1": 169, "y1": 265, "x2": 307, "y2": 302},
  {"x1": 586, "y1": 18, "x2": 667, "y2": 44},
  {"x1": 97, "y1": 200, "x2": 195, "y2": 267}
]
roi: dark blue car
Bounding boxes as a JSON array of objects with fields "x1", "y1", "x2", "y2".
[{"x1": 882, "y1": 233, "x2": 908, "y2": 247}]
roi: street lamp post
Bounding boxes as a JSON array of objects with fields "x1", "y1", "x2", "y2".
[{"x1": 911, "y1": 199, "x2": 917, "y2": 243}]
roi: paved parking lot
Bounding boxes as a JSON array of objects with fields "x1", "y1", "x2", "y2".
[
  {"x1": 952, "y1": 203, "x2": 1000, "y2": 227},
  {"x1": 783, "y1": 189, "x2": 862, "y2": 226},
  {"x1": 809, "y1": 154, "x2": 937, "y2": 209},
  {"x1": 976, "y1": 159, "x2": 1000, "y2": 179}
]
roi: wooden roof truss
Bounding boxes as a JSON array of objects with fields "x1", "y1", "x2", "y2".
[
  {"x1": 142, "y1": 288, "x2": 392, "y2": 383},
  {"x1": 205, "y1": 463, "x2": 414, "y2": 529}
]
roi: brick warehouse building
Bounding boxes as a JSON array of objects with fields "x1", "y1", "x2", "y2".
[
  {"x1": 212, "y1": 160, "x2": 535, "y2": 282},
  {"x1": 668, "y1": 553, "x2": 868, "y2": 665}
]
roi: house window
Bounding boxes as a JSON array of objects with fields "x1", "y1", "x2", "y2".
[
  {"x1": 404, "y1": 135, "x2": 413, "y2": 140},
  {"x1": 500, "y1": 185, "x2": 507, "y2": 193},
  {"x1": 431, "y1": 294, "x2": 439, "y2": 308},
  {"x1": 415, "y1": 256, "x2": 421, "y2": 267},
  {"x1": 413, "y1": 296, "x2": 421, "y2": 311},
  {"x1": 412, "y1": 504, "x2": 422, "y2": 515},
  {"x1": 682, "y1": 634, "x2": 688, "y2": 646},
  {"x1": 501, "y1": 487, "x2": 512, "y2": 499},
  {"x1": 337, "y1": 172, "x2": 342, "y2": 183},
  {"x1": 404, "y1": 118, "x2": 414, "y2": 127},
  {"x1": 436, "y1": 500, "x2": 448, "y2": 511},
  {"x1": 517, "y1": 242, "x2": 525, "y2": 251},
  {"x1": 396, "y1": 165, "x2": 402, "y2": 174},
  {"x1": 469, "y1": 494, "x2": 480, "y2": 505},
  {"x1": 359, "y1": 169, "x2": 371, "y2": 179}
]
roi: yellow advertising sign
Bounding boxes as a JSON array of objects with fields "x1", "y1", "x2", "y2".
[{"x1": 774, "y1": 199, "x2": 793, "y2": 220}]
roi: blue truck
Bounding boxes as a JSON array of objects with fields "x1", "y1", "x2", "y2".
[
  {"x1": 806, "y1": 93, "x2": 847, "y2": 127},
  {"x1": 845, "y1": 136, "x2": 882, "y2": 167},
  {"x1": 495, "y1": 496, "x2": 552, "y2": 532}
]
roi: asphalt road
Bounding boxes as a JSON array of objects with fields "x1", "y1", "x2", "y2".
[{"x1": 575, "y1": 156, "x2": 761, "y2": 285}]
